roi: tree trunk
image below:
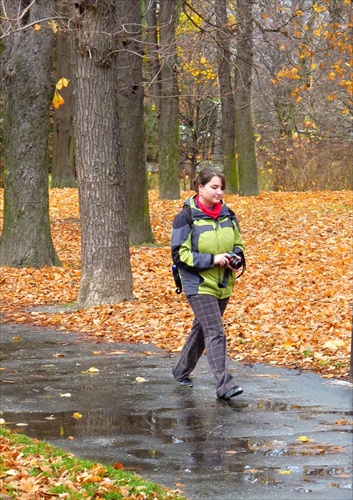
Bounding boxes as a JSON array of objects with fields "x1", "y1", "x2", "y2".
[
  {"x1": 0, "y1": 0, "x2": 61, "y2": 267},
  {"x1": 234, "y1": 0, "x2": 259, "y2": 196},
  {"x1": 51, "y1": 2, "x2": 76, "y2": 189},
  {"x1": 158, "y1": 0, "x2": 180, "y2": 200},
  {"x1": 68, "y1": 0, "x2": 134, "y2": 308},
  {"x1": 213, "y1": 104, "x2": 223, "y2": 162},
  {"x1": 145, "y1": 0, "x2": 161, "y2": 114},
  {"x1": 116, "y1": 0, "x2": 154, "y2": 245},
  {"x1": 215, "y1": 0, "x2": 239, "y2": 194}
]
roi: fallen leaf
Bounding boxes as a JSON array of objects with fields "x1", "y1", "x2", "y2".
[
  {"x1": 284, "y1": 339, "x2": 297, "y2": 349},
  {"x1": 18, "y1": 476, "x2": 41, "y2": 494},
  {"x1": 81, "y1": 474, "x2": 103, "y2": 484},
  {"x1": 323, "y1": 340, "x2": 345, "y2": 350},
  {"x1": 297, "y1": 435, "x2": 314, "y2": 442},
  {"x1": 5, "y1": 469, "x2": 19, "y2": 476},
  {"x1": 82, "y1": 367, "x2": 100, "y2": 374},
  {"x1": 335, "y1": 419, "x2": 353, "y2": 425}
]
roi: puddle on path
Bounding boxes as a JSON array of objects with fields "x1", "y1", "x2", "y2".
[{"x1": 3, "y1": 404, "x2": 352, "y2": 441}]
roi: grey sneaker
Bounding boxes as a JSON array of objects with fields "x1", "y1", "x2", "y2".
[
  {"x1": 218, "y1": 386, "x2": 243, "y2": 400},
  {"x1": 178, "y1": 377, "x2": 193, "y2": 387}
]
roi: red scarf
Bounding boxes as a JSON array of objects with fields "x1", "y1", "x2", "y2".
[{"x1": 196, "y1": 195, "x2": 222, "y2": 219}]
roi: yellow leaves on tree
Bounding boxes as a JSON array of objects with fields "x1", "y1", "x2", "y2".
[
  {"x1": 33, "y1": 20, "x2": 60, "y2": 33},
  {"x1": 276, "y1": 67, "x2": 301, "y2": 81},
  {"x1": 183, "y1": 59, "x2": 217, "y2": 84},
  {"x1": 52, "y1": 90, "x2": 65, "y2": 109},
  {"x1": 269, "y1": 2, "x2": 351, "y2": 110},
  {"x1": 52, "y1": 78, "x2": 70, "y2": 109},
  {"x1": 48, "y1": 19, "x2": 60, "y2": 34},
  {"x1": 177, "y1": 11, "x2": 203, "y2": 35},
  {"x1": 312, "y1": 3, "x2": 328, "y2": 13}
]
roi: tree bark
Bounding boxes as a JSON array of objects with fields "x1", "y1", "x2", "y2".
[
  {"x1": 0, "y1": 0, "x2": 61, "y2": 267},
  {"x1": 116, "y1": 0, "x2": 154, "y2": 245},
  {"x1": 51, "y1": 2, "x2": 76, "y2": 189},
  {"x1": 234, "y1": 0, "x2": 259, "y2": 196},
  {"x1": 213, "y1": 105, "x2": 223, "y2": 162},
  {"x1": 158, "y1": 0, "x2": 180, "y2": 200},
  {"x1": 215, "y1": 0, "x2": 239, "y2": 194},
  {"x1": 68, "y1": 0, "x2": 134, "y2": 308}
]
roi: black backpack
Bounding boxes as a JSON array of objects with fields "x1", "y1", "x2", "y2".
[{"x1": 172, "y1": 206, "x2": 192, "y2": 294}]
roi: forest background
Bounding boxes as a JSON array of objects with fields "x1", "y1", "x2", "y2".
[{"x1": 0, "y1": 0, "x2": 352, "y2": 380}]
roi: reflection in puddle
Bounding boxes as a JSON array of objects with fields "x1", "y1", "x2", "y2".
[
  {"x1": 2, "y1": 409, "x2": 179, "y2": 441},
  {"x1": 229, "y1": 400, "x2": 353, "y2": 417},
  {"x1": 247, "y1": 439, "x2": 349, "y2": 457},
  {"x1": 128, "y1": 449, "x2": 165, "y2": 459}
]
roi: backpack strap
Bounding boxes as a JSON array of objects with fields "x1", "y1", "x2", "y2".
[{"x1": 182, "y1": 204, "x2": 193, "y2": 226}]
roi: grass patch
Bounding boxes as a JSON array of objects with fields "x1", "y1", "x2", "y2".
[{"x1": 0, "y1": 427, "x2": 186, "y2": 499}]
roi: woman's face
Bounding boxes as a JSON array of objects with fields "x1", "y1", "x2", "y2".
[{"x1": 199, "y1": 175, "x2": 224, "y2": 207}]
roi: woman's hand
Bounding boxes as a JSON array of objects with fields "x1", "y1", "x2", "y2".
[{"x1": 214, "y1": 253, "x2": 230, "y2": 267}]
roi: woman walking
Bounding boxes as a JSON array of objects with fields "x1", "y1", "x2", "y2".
[{"x1": 171, "y1": 168, "x2": 245, "y2": 400}]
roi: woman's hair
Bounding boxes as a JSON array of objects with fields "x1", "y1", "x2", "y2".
[{"x1": 197, "y1": 168, "x2": 225, "y2": 191}]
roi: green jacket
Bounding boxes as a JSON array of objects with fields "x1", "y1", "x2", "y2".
[{"x1": 171, "y1": 195, "x2": 245, "y2": 298}]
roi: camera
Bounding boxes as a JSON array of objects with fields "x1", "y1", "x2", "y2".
[{"x1": 227, "y1": 252, "x2": 243, "y2": 270}]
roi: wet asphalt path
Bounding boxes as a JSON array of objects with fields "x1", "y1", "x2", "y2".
[{"x1": 1, "y1": 322, "x2": 352, "y2": 500}]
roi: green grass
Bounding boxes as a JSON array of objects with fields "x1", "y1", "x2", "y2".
[{"x1": 0, "y1": 427, "x2": 186, "y2": 499}]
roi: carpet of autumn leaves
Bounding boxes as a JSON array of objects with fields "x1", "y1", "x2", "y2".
[{"x1": 0, "y1": 188, "x2": 352, "y2": 379}]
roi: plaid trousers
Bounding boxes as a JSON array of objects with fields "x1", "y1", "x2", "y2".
[{"x1": 172, "y1": 294, "x2": 237, "y2": 398}]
